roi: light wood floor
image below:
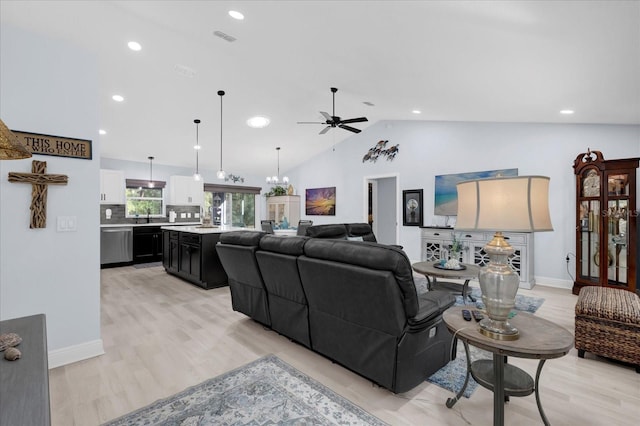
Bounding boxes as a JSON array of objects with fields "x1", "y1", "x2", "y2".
[{"x1": 49, "y1": 266, "x2": 640, "y2": 425}]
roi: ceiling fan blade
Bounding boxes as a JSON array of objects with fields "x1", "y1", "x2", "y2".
[
  {"x1": 339, "y1": 124, "x2": 361, "y2": 133},
  {"x1": 340, "y1": 117, "x2": 368, "y2": 124},
  {"x1": 319, "y1": 126, "x2": 331, "y2": 135},
  {"x1": 320, "y1": 111, "x2": 333, "y2": 122}
]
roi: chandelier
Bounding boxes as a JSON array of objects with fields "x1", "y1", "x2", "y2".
[{"x1": 266, "y1": 147, "x2": 289, "y2": 186}]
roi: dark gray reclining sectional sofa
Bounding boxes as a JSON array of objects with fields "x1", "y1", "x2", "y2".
[{"x1": 215, "y1": 224, "x2": 456, "y2": 393}]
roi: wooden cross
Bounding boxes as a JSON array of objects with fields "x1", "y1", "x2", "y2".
[{"x1": 8, "y1": 160, "x2": 68, "y2": 229}]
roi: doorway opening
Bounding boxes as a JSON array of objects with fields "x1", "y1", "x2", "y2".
[{"x1": 363, "y1": 174, "x2": 400, "y2": 245}]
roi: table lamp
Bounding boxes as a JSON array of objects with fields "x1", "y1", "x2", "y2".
[{"x1": 455, "y1": 176, "x2": 553, "y2": 340}]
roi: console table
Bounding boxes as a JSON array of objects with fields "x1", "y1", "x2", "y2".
[
  {"x1": 420, "y1": 226, "x2": 536, "y2": 289},
  {"x1": 443, "y1": 307, "x2": 573, "y2": 426},
  {"x1": 0, "y1": 314, "x2": 51, "y2": 425}
]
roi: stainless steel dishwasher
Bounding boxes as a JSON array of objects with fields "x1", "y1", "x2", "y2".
[{"x1": 100, "y1": 227, "x2": 133, "y2": 265}]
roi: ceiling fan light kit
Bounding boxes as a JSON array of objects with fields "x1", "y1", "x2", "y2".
[{"x1": 298, "y1": 87, "x2": 368, "y2": 135}]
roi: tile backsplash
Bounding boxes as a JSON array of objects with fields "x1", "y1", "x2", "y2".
[{"x1": 100, "y1": 204, "x2": 201, "y2": 225}]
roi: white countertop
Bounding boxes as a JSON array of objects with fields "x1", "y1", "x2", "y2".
[
  {"x1": 160, "y1": 225, "x2": 249, "y2": 234},
  {"x1": 100, "y1": 222, "x2": 201, "y2": 228}
]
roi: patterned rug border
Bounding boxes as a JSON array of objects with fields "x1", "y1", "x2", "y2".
[{"x1": 102, "y1": 354, "x2": 387, "y2": 426}]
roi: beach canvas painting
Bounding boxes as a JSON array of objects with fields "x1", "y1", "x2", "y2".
[
  {"x1": 434, "y1": 168, "x2": 518, "y2": 216},
  {"x1": 305, "y1": 187, "x2": 336, "y2": 215}
]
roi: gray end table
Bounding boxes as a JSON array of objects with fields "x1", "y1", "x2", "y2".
[
  {"x1": 443, "y1": 307, "x2": 573, "y2": 426},
  {"x1": 412, "y1": 261, "x2": 480, "y2": 302},
  {"x1": 0, "y1": 314, "x2": 51, "y2": 425}
]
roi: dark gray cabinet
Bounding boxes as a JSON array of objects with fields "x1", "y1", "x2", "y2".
[
  {"x1": 133, "y1": 226, "x2": 163, "y2": 263},
  {"x1": 163, "y1": 230, "x2": 180, "y2": 273},
  {"x1": 162, "y1": 230, "x2": 227, "y2": 289}
]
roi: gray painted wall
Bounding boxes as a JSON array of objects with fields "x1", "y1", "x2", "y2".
[
  {"x1": 288, "y1": 120, "x2": 640, "y2": 287},
  {"x1": 0, "y1": 25, "x2": 101, "y2": 354}
]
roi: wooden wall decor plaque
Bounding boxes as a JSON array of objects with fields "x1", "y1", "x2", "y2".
[
  {"x1": 11, "y1": 130, "x2": 92, "y2": 160},
  {"x1": 8, "y1": 160, "x2": 68, "y2": 228}
]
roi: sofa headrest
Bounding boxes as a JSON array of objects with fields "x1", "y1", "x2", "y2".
[
  {"x1": 259, "y1": 235, "x2": 308, "y2": 255},
  {"x1": 345, "y1": 223, "x2": 377, "y2": 242},
  {"x1": 219, "y1": 230, "x2": 265, "y2": 246},
  {"x1": 305, "y1": 224, "x2": 348, "y2": 239},
  {"x1": 303, "y1": 238, "x2": 408, "y2": 272}
]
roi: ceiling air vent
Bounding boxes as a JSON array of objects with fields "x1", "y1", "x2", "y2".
[
  {"x1": 174, "y1": 64, "x2": 197, "y2": 78},
  {"x1": 213, "y1": 30, "x2": 237, "y2": 42}
]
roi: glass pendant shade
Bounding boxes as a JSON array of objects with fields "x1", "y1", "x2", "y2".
[
  {"x1": 148, "y1": 156, "x2": 155, "y2": 188},
  {"x1": 217, "y1": 90, "x2": 225, "y2": 179},
  {"x1": 193, "y1": 119, "x2": 201, "y2": 181},
  {"x1": 456, "y1": 175, "x2": 553, "y2": 340}
]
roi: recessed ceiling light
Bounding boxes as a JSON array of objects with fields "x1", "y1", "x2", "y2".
[
  {"x1": 412, "y1": 110, "x2": 421, "y2": 114},
  {"x1": 228, "y1": 10, "x2": 244, "y2": 20},
  {"x1": 127, "y1": 41, "x2": 142, "y2": 51},
  {"x1": 99, "y1": 129, "x2": 106, "y2": 135},
  {"x1": 194, "y1": 144, "x2": 201, "y2": 150},
  {"x1": 112, "y1": 94, "x2": 124, "y2": 102},
  {"x1": 247, "y1": 116, "x2": 270, "y2": 128},
  {"x1": 560, "y1": 109, "x2": 574, "y2": 115}
]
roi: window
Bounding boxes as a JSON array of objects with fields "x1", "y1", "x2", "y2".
[
  {"x1": 125, "y1": 179, "x2": 165, "y2": 218},
  {"x1": 203, "y1": 184, "x2": 261, "y2": 228}
]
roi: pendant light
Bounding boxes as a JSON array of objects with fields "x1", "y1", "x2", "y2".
[
  {"x1": 193, "y1": 119, "x2": 201, "y2": 181},
  {"x1": 216, "y1": 90, "x2": 226, "y2": 179},
  {"x1": 266, "y1": 147, "x2": 289, "y2": 185},
  {"x1": 148, "y1": 156, "x2": 155, "y2": 188}
]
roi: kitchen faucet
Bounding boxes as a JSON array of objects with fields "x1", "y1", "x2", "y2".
[{"x1": 146, "y1": 208, "x2": 151, "y2": 223}]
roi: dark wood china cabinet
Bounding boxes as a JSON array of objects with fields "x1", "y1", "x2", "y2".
[{"x1": 573, "y1": 150, "x2": 639, "y2": 295}]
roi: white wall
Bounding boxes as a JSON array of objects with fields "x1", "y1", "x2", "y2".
[
  {"x1": 0, "y1": 25, "x2": 102, "y2": 365},
  {"x1": 286, "y1": 120, "x2": 640, "y2": 288}
]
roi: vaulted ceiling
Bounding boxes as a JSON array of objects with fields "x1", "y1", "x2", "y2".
[{"x1": 2, "y1": 1, "x2": 638, "y2": 176}]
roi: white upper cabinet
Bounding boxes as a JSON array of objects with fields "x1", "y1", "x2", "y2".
[
  {"x1": 100, "y1": 169, "x2": 125, "y2": 204},
  {"x1": 168, "y1": 176, "x2": 204, "y2": 206}
]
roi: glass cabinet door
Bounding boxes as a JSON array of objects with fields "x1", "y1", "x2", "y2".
[
  {"x1": 578, "y1": 200, "x2": 600, "y2": 282},
  {"x1": 604, "y1": 173, "x2": 630, "y2": 287}
]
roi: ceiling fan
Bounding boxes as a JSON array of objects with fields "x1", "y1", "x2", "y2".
[{"x1": 298, "y1": 87, "x2": 368, "y2": 134}]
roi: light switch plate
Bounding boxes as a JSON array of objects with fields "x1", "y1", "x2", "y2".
[{"x1": 57, "y1": 216, "x2": 77, "y2": 232}]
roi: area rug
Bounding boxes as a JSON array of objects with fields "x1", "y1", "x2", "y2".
[
  {"x1": 102, "y1": 354, "x2": 387, "y2": 426},
  {"x1": 413, "y1": 275, "x2": 545, "y2": 314}
]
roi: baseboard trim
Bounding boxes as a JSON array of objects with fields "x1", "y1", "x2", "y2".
[
  {"x1": 535, "y1": 276, "x2": 573, "y2": 290},
  {"x1": 48, "y1": 339, "x2": 105, "y2": 369}
]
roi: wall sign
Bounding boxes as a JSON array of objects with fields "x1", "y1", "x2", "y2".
[{"x1": 12, "y1": 130, "x2": 92, "y2": 160}]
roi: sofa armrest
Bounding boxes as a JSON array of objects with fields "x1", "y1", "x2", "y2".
[{"x1": 408, "y1": 291, "x2": 456, "y2": 331}]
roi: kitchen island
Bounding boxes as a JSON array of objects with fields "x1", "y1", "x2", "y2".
[{"x1": 161, "y1": 225, "x2": 246, "y2": 289}]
